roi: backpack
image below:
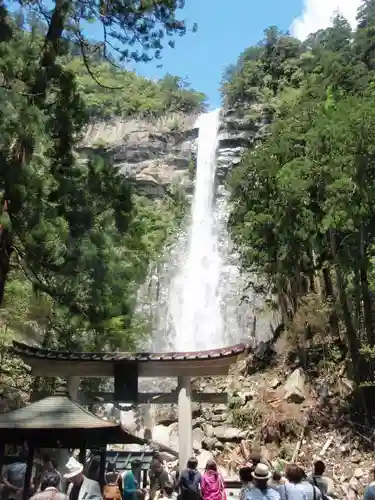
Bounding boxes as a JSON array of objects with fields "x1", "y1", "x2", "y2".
[
  {"x1": 312, "y1": 478, "x2": 329, "y2": 500},
  {"x1": 103, "y1": 482, "x2": 122, "y2": 500},
  {"x1": 180, "y1": 470, "x2": 201, "y2": 499}
]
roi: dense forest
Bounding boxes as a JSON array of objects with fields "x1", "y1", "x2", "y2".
[
  {"x1": 0, "y1": 0, "x2": 205, "y2": 400},
  {"x1": 222, "y1": 0, "x2": 375, "y2": 412}
]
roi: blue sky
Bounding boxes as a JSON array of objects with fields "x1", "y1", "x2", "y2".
[
  {"x1": 132, "y1": 0, "x2": 305, "y2": 108},
  {"x1": 83, "y1": 0, "x2": 361, "y2": 108}
]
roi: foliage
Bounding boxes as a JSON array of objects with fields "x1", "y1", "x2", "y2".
[
  {"x1": 223, "y1": 1, "x2": 375, "y2": 410},
  {"x1": 0, "y1": 0, "x2": 193, "y2": 369},
  {"x1": 67, "y1": 59, "x2": 207, "y2": 119}
]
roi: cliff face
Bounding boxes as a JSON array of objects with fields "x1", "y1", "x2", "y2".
[
  {"x1": 216, "y1": 104, "x2": 272, "y2": 181},
  {"x1": 79, "y1": 105, "x2": 271, "y2": 193},
  {"x1": 80, "y1": 113, "x2": 199, "y2": 196}
]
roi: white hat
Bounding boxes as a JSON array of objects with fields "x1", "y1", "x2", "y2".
[
  {"x1": 63, "y1": 457, "x2": 84, "y2": 479},
  {"x1": 252, "y1": 463, "x2": 272, "y2": 481}
]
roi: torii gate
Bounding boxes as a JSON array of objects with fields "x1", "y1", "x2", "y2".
[{"x1": 12, "y1": 341, "x2": 249, "y2": 469}]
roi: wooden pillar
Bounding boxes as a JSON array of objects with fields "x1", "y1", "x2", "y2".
[
  {"x1": 0, "y1": 442, "x2": 4, "y2": 500},
  {"x1": 67, "y1": 377, "x2": 80, "y2": 399},
  {"x1": 177, "y1": 376, "x2": 192, "y2": 471},
  {"x1": 22, "y1": 444, "x2": 34, "y2": 500},
  {"x1": 99, "y1": 447, "x2": 106, "y2": 491}
]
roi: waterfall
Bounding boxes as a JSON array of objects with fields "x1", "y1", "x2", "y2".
[
  {"x1": 169, "y1": 109, "x2": 224, "y2": 351},
  {"x1": 124, "y1": 110, "x2": 276, "y2": 436},
  {"x1": 139, "y1": 108, "x2": 272, "y2": 355}
]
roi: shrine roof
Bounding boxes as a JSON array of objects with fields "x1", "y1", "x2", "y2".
[
  {"x1": 12, "y1": 341, "x2": 250, "y2": 377},
  {"x1": 0, "y1": 384, "x2": 146, "y2": 447}
]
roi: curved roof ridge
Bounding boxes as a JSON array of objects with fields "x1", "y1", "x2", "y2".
[{"x1": 12, "y1": 340, "x2": 251, "y2": 362}]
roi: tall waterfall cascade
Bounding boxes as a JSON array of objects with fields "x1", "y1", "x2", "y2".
[
  {"x1": 139, "y1": 109, "x2": 272, "y2": 354},
  {"x1": 118, "y1": 110, "x2": 275, "y2": 435},
  {"x1": 169, "y1": 109, "x2": 224, "y2": 351}
]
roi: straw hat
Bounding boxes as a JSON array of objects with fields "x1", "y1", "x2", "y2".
[
  {"x1": 252, "y1": 463, "x2": 272, "y2": 481},
  {"x1": 63, "y1": 457, "x2": 84, "y2": 479}
]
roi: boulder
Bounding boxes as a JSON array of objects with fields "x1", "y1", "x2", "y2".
[
  {"x1": 197, "y1": 450, "x2": 214, "y2": 471},
  {"x1": 154, "y1": 406, "x2": 178, "y2": 426},
  {"x1": 152, "y1": 423, "x2": 179, "y2": 451},
  {"x1": 353, "y1": 468, "x2": 363, "y2": 479},
  {"x1": 202, "y1": 424, "x2": 215, "y2": 438},
  {"x1": 202, "y1": 437, "x2": 217, "y2": 451},
  {"x1": 192, "y1": 427, "x2": 205, "y2": 451},
  {"x1": 213, "y1": 404, "x2": 228, "y2": 414},
  {"x1": 283, "y1": 368, "x2": 306, "y2": 404},
  {"x1": 120, "y1": 409, "x2": 138, "y2": 433},
  {"x1": 211, "y1": 413, "x2": 228, "y2": 423},
  {"x1": 214, "y1": 426, "x2": 247, "y2": 442}
]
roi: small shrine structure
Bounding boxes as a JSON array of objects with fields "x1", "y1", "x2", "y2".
[
  {"x1": 12, "y1": 341, "x2": 250, "y2": 469},
  {"x1": 0, "y1": 383, "x2": 145, "y2": 500}
]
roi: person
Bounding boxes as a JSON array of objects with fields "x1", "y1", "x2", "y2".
[
  {"x1": 244, "y1": 464, "x2": 279, "y2": 500},
  {"x1": 159, "y1": 483, "x2": 177, "y2": 500},
  {"x1": 1, "y1": 448, "x2": 35, "y2": 500},
  {"x1": 63, "y1": 457, "x2": 101, "y2": 500},
  {"x1": 176, "y1": 457, "x2": 201, "y2": 500},
  {"x1": 103, "y1": 462, "x2": 122, "y2": 500},
  {"x1": 239, "y1": 465, "x2": 253, "y2": 500},
  {"x1": 123, "y1": 459, "x2": 144, "y2": 500},
  {"x1": 363, "y1": 467, "x2": 375, "y2": 500},
  {"x1": 306, "y1": 462, "x2": 329, "y2": 500},
  {"x1": 270, "y1": 472, "x2": 286, "y2": 491},
  {"x1": 200, "y1": 460, "x2": 225, "y2": 500},
  {"x1": 149, "y1": 454, "x2": 170, "y2": 500},
  {"x1": 293, "y1": 467, "x2": 321, "y2": 500},
  {"x1": 29, "y1": 471, "x2": 68, "y2": 500},
  {"x1": 277, "y1": 464, "x2": 307, "y2": 500},
  {"x1": 37, "y1": 457, "x2": 62, "y2": 493},
  {"x1": 248, "y1": 453, "x2": 262, "y2": 481}
]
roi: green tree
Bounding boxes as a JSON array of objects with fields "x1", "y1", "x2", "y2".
[{"x1": 224, "y1": 2, "x2": 375, "y2": 407}]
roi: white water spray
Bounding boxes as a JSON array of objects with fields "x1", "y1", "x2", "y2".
[{"x1": 169, "y1": 109, "x2": 225, "y2": 351}]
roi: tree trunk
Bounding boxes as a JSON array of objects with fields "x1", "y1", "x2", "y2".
[
  {"x1": 359, "y1": 222, "x2": 374, "y2": 345},
  {"x1": 352, "y1": 268, "x2": 362, "y2": 331},
  {"x1": 329, "y1": 230, "x2": 366, "y2": 390},
  {"x1": 0, "y1": 228, "x2": 12, "y2": 306}
]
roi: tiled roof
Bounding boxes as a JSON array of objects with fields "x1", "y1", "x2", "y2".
[
  {"x1": 12, "y1": 341, "x2": 250, "y2": 362},
  {"x1": 0, "y1": 385, "x2": 142, "y2": 443}
]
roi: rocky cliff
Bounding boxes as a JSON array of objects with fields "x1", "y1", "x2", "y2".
[
  {"x1": 79, "y1": 113, "x2": 199, "y2": 196},
  {"x1": 216, "y1": 104, "x2": 272, "y2": 181},
  {"x1": 79, "y1": 105, "x2": 272, "y2": 194}
]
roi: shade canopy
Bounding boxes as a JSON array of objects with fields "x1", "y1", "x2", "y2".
[{"x1": 0, "y1": 385, "x2": 145, "y2": 448}]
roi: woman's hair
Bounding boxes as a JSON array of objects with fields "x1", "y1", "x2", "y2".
[
  {"x1": 285, "y1": 464, "x2": 303, "y2": 484},
  {"x1": 205, "y1": 460, "x2": 217, "y2": 472},
  {"x1": 272, "y1": 471, "x2": 282, "y2": 482},
  {"x1": 40, "y1": 471, "x2": 60, "y2": 491},
  {"x1": 313, "y1": 461, "x2": 325, "y2": 475},
  {"x1": 187, "y1": 457, "x2": 198, "y2": 469},
  {"x1": 239, "y1": 466, "x2": 252, "y2": 483},
  {"x1": 250, "y1": 452, "x2": 261, "y2": 466}
]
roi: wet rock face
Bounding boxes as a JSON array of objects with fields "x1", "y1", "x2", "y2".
[{"x1": 79, "y1": 113, "x2": 199, "y2": 196}]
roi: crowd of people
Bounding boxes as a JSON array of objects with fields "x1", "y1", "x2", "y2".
[{"x1": 0, "y1": 451, "x2": 373, "y2": 500}]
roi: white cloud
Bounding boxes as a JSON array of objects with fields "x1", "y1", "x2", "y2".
[{"x1": 290, "y1": 0, "x2": 361, "y2": 41}]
